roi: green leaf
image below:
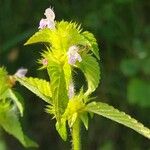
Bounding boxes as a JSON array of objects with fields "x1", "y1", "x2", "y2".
[
  {"x1": 86, "y1": 102, "x2": 150, "y2": 139},
  {"x1": 56, "y1": 119, "x2": 67, "y2": 141},
  {"x1": 16, "y1": 77, "x2": 52, "y2": 104},
  {"x1": 23, "y1": 135, "x2": 38, "y2": 148},
  {"x1": 8, "y1": 89, "x2": 24, "y2": 116},
  {"x1": 77, "y1": 54, "x2": 100, "y2": 95},
  {"x1": 127, "y1": 78, "x2": 150, "y2": 107},
  {"x1": 63, "y1": 61, "x2": 72, "y2": 90},
  {"x1": 80, "y1": 112, "x2": 89, "y2": 130},
  {"x1": 0, "y1": 67, "x2": 9, "y2": 99},
  {"x1": 47, "y1": 60, "x2": 69, "y2": 121},
  {"x1": 0, "y1": 104, "x2": 38, "y2": 147},
  {"x1": 82, "y1": 31, "x2": 100, "y2": 60},
  {"x1": 24, "y1": 28, "x2": 52, "y2": 45}
]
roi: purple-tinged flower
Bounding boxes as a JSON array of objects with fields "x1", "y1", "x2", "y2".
[
  {"x1": 67, "y1": 45, "x2": 82, "y2": 65},
  {"x1": 39, "y1": 19, "x2": 47, "y2": 29},
  {"x1": 39, "y1": 19, "x2": 49, "y2": 29},
  {"x1": 38, "y1": 7, "x2": 55, "y2": 29},
  {"x1": 68, "y1": 81, "x2": 75, "y2": 99},
  {"x1": 15, "y1": 68, "x2": 28, "y2": 78},
  {"x1": 39, "y1": 18, "x2": 55, "y2": 29}
]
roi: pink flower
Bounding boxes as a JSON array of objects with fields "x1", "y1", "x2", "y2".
[
  {"x1": 39, "y1": 18, "x2": 55, "y2": 29},
  {"x1": 39, "y1": 19, "x2": 49, "y2": 29},
  {"x1": 67, "y1": 45, "x2": 82, "y2": 65},
  {"x1": 38, "y1": 7, "x2": 55, "y2": 29}
]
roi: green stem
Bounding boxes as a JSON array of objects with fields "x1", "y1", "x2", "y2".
[{"x1": 72, "y1": 119, "x2": 81, "y2": 150}]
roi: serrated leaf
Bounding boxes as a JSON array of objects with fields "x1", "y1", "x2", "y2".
[
  {"x1": 47, "y1": 60, "x2": 69, "y2": 121},
  {"x1": 24, "y1": 28, "x2": 52, "y2": 45},
  {"x1": 16, "y1": 77, "x2": 52, "y2": 104},
  {"x1": 82, "y1": 31, "x2": 100, "y2": 60},
  {"x1": 77, "y1": 54, "x2": 100, "y2": 95},
  {"x1": 8, "y1": 89, "x2": 24, "y2": 116},
  {"x1": 86, "y1": 102, "x2": 150, "y2": 139},
  {"x1": 0, "y1": 104, "x2": 38, "y2": 147}
]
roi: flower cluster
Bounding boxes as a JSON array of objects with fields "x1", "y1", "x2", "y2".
[
  {"x1": 39, "y1": 7, "x2": 55, "y2": 29},
  {"x1": 39, "y1": 8, "x2": 83, "y2": 67}
]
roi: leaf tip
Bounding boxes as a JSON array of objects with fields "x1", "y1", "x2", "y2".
[{"x1": 24, "y1": 41, "x2": 29, "y2": 46}]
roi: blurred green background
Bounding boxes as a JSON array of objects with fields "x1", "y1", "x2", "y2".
[{"x1": 0, "y1": 0, "x2": 150, "y2": 149}]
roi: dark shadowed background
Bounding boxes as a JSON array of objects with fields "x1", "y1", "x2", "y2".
[{"x1": 0, "y1": 0, "x2": 150, "y2": 150}]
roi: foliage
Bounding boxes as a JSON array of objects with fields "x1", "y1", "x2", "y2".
[
  {"x1": 86, "y1": 102, "x2": 150, "y2": 139},
  {"x1": 17, "y1": 77, "x2": 52, "y2": 104},
  {"x1": 0, "y1": 67, "x2": 38, "y2": 148},
  {"x1": 76, "y1": 54, "x2": 100, "y2": 95},
  {"x1": 14, "y1": 7, "x2": 150, "y2": 149},
  {"x1": 0, "y1": 1, "x2": 150, "y2": 149}
]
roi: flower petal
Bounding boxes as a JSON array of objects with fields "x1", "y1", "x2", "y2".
[
  {"x1": 15, "y1": 68, "x2": 28, "y2": 78},
  {"x1": 39, "y1": 19, "x2": 48, "y2": 29},
  {"x1": 44, "y1": 8, "x2": 55, "y2": 21}
]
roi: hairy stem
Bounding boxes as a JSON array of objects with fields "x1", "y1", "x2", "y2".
[{"x1": 72, "y1": 119, "x2": 81, "y2": 150}]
